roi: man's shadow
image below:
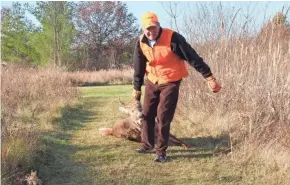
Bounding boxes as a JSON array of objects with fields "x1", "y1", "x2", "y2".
[{"x1": 168, "y1": 135, "x2": 231, "y2": 160}]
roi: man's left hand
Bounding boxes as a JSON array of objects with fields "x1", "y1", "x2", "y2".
[
  {"x1": 206, "y1": 76, "x2": 221, "y2": 93},
  {"x1": 132, "y1": 89, "x2": 142, "y2": 101}
]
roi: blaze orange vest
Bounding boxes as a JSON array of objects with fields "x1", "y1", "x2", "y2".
[{"x1": 139, "y1": 28, "x2": 188, "y2": 84}]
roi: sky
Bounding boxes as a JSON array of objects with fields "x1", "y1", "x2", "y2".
[
  {"x1": 126, "y1": 1, "x2": 290, "y2": 29},
  {"x1": 1, "y1": 1, "x2": 290, "y2": 31}
]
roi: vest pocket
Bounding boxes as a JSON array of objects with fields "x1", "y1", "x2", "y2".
[{"x1": 143, "y1": 50, "x2": 154, "y2": 63}]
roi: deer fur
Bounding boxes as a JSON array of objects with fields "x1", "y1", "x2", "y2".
[
  {"x1": 99, "y1": 100, "x2": 191, "y2": 149},
  {"x1": 25, "y1": 170, "x2": 42, "y2": 185}
]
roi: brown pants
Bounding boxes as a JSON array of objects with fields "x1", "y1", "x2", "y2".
[{"x1": 141, "y1": 79, "x2": 181, "y2": 156}]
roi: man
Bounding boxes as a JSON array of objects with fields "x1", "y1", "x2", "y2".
[{"x1": 132, "y1": 12, "x2": 221, "y2": 162}]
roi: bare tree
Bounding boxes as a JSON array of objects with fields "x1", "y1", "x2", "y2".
[
  {"x1": 161, "y1": 2, "x2": 181, "y2": 32},
  {"x1": 74, "y1": 2, "x2": 139, "y2": 70}
]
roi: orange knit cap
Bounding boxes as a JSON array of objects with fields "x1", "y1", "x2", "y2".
[{"x1": 141, "y1": 12, "x2": 159, "y2": 29}]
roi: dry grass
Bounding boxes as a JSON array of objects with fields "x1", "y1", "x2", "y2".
[
  {"x1": 66, "y1": 66, "x2": 134, "y2": 86},
  {"x1": 171, "y1": 3, "x2": 290, "y2": 183},
  {"x1": 1, "y1": 64, "x2": 79, "y2": 184},
  {"x1": 176, "y1": 23, "x2": 290, "y2": 184}
]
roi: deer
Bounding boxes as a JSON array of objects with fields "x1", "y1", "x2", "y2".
[{"x1": 99, "y1": 99, "x2": 191, "y2": 149}]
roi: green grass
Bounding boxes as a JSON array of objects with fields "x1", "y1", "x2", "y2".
[{"x1": 38, "y1": 85, "x2": 249, "y2": 185}]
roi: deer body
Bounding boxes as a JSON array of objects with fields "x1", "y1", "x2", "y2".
[
  {"x1": 99, "y1": 101, "x2": 191, "y2": 149},
  {"x1": 99, "y1": 118, "x2": 141, "y2": 142}
]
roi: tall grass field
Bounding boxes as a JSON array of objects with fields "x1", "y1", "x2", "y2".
[{"x1": 1, "y1": 62, "x2": 289, "y2": 184}]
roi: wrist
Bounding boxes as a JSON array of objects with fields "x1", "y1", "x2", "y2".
[
  {"x1": 206, "y1": 76, "x2": 216, "y2": 81},
  {"x1": 133, "y1": 89, "x2": 142, "y2": 93}
]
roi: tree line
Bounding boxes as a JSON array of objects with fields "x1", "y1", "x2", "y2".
[{"x1": 1, "y1": 1, "x2": 141, "y2": 71}]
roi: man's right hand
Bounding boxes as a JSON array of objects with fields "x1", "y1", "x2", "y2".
[{"x1": 132, "y1": 89, "x2": 142, "y2": 101}]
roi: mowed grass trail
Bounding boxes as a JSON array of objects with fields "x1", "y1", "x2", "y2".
[{"x1": 40, "y1": 85, "x2": 243, "y2": 185}]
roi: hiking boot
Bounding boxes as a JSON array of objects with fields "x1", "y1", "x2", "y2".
[
  {"x1": 153, "y1": 155, "x2": 167, "y2": 163},
  {"x1": 135, "y1": 147, "x2": 154, "y2": 154}
]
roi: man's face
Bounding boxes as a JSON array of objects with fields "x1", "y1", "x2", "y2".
[{"x1": 143, "y1": 24, "x2": 160, "y2": 41}]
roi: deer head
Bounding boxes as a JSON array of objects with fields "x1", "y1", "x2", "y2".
[{"x1": 118, "y1": 99, "x2": 143, "y2": 121}]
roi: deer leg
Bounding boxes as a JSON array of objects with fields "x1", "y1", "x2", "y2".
[
  {"x1": 169, "y1": 133, "x2": 191, "y2": 149},
  {"x1": 99, "y1": 128, "x2": 113, "y2": 136}
]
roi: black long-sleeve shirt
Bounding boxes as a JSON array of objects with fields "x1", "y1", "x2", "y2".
[{"x1": 133, "y1": 27, "x2": 212, "y2": 91}]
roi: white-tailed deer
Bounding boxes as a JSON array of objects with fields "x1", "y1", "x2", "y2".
[{"x1": 99, "y1": 100, "x2": 191, "y2": 149}]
